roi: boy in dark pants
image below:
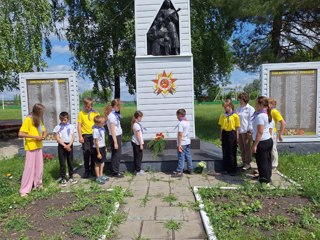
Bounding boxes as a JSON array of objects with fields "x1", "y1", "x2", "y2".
[
  {"x1": 54, "y1": 112, "x2": 77, "y2": 186},
  {"x1": 219, "y1": 100, "x2": 240, "y2": 176},
  {"x1": 77, "y1": 98, "x2": 100, "y2": 178}
]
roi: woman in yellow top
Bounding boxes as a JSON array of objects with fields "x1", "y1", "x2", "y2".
[
  {"x1": 268, "y1": 98, "x2": 286, "y2": 169},
  {"x1": 219, "y1": 99, "x2": 240, "y2": 175},
  {"x1": 18, "y1": 103, "x2": 47, "y2": 197}
]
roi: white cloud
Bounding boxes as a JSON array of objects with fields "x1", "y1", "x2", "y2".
[
  {"x1": 52, "y1": 45, "x2": 70, "y2": 54},
  {"x1": 44, "y1": 64, "x2": 73, "y2": 71}
]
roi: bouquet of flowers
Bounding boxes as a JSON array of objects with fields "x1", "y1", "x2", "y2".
[
  {"x1": 147, "y1": 132, "x2": 166, "y2": 157},
  {"x1": 43, "y1": 153, "x2": 54, "y2": 161},
  {"x1": 194, "y1": 161, "x2": 207, "y2": 173}
]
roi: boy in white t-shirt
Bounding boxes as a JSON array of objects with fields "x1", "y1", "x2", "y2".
[
  {"x1": 172, "y1": 109, "x2": 193, "y2": 178},
  {"x1": 93, "y1": 116, "x2": 108, "y2": 184},
  {"x1": 53, "y1": 112, "x2": 77, "y2": 187},
  {"x1": 131, "y1": 111, "x2": 145, "y2": 175}
]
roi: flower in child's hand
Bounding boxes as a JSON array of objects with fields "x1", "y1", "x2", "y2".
[{"x1": 198, "y1": 161, "x2": 207, "y2": 169}]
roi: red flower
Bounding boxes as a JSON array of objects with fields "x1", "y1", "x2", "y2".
[
  {"x1": 155, "y1": 132, "x2": 164, "y2": 140},
  {"x1": 43, "y1": 153, "x2": 54, "y2": 160}
]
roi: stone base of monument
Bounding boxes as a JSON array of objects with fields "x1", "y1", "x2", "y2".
[
  {"x1": 17, "y1": 140, "x2": 223, "y2": 173},
  {"x1": 105, "y1": 140, "x2": 223, "y2": 173}
]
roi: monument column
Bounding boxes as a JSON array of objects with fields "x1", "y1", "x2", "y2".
[{"x1": 135, "y1": 0, "x2": 195, "y2": 139}]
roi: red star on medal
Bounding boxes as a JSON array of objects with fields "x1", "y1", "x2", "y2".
[{"x1": 152, "y1": 70, "x2": 177, "y2": 96}]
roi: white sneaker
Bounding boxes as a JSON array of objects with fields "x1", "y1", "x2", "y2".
[
  {"x1": 242, "y1": 164, "x2": 251, "y2": 171},
  {"x1": 136, "y1": 170, "x2": 146, "y2": 175}
]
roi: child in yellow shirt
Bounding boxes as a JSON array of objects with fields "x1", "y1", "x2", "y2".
[
  {"x1": 77, "y1": 98, "x2": 100, "y2": 178},
  {"x1": 18, "y1": 103, "x2": 47, "y2": 197},
  {"x1": 219, "y1": 99, "x2": 240, "y2": 175}
]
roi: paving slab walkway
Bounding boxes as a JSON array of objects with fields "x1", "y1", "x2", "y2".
[{"x1": 65, "y1": 164, "x2": 294, "y2": 240}]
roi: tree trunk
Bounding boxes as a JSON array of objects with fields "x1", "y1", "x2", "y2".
[
  {"x1": 271, "y1": 9, "x2": 283, "y2": 60},
  {"x1": 114, "y1": 75, "x2": 121, "y2": 99}
]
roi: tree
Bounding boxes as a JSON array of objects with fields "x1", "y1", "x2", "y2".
[
  {"x1": 232, "y1": 0, "x2": 320, "y2": 72},
  {"x1": 243, "y1": 79, "x2": 261, "y2": 100},
  {"x1": 13, "y1": 94, "x2": 21, "y2": 105},
  {"x1": 191, "y1": 0, "x2": 236, "y2": 100},
  {"x1": 79, "y1": 89, "x2": 111, "y2": 103},
  {"x1": 0, "y1": 0, "x2": 64, "y2": 91},
  {"x1": 243, "y1": 79, "x2": 260, "y2": 94},
  {"x1": 65, "y1": 0, "x2": 135, "y2": 100}
]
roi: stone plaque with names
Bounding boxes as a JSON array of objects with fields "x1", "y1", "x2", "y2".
[
  {"x1": 26, "y1": 79, "x2": 70, "y2": 141},
  {"x1": 270, "y1": 70, "x2": 317, "y2": 136}
]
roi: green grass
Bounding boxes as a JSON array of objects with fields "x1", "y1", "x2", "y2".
[
  {"x1": 0, "y1": 156, "x2": 60, "y2": 219},
  {"x1": 164, "y1": 219, "x2": 183, "y2": 231},
  {"x1": 0, "y1": 105, "x2": 22, "y2": 120},
  {"x1": 199, "y1": 186, "x2": 320, "y2": 240},
  {"x1": 278, "y1": 153, "x2": 320, "y2": 203},
  {"x1": 0, "y1": 102, "x2": 232, "y2": 143}
]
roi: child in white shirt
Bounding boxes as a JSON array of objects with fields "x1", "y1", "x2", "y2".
[
  {"x1": 93, "y1": 116, "x2": 108, "y2": 184},
  {"x1": 131, "y1": 111, "x2": 145, "y2": 175},
  {"x1": 53, "y1": 112, "x2": 77, "y2": 186}
]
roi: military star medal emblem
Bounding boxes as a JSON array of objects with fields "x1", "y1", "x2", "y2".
[{"x1": 153, "y1": 71, "x2": 177, "y2": 96}]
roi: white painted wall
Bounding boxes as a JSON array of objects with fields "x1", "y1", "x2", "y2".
[{"x1": 135, "y1": 0, "x2": 195, "y2": 139}]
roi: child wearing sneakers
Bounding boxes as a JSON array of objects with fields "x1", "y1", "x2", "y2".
[
  {"x1": 172, "y1": 109, "x2": 193, "y2": 178},
  {"x1": 53, "y1": 112, "x2": 77, "y2": 186},
  {"x1": 92, "y1": 116, "x2": 108, "y2": 184}
]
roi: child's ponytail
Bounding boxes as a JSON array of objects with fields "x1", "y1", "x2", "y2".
[{"x1": 267, "y1": 106, "x2": 272, "y2": 123}]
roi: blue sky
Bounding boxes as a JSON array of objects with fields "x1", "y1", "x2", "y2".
[{"x1": 4, "y1": 38, "x2": 258, "y2": 100}]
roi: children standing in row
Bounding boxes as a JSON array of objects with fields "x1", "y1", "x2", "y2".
[
  {"x1": 19, "y1": 103, "x2": 47, "y2": 197},
  {"x1": 53, "y1": 112, "x2": 77, "y2": 186},
  {"x1": 92, "y1": 116, "x2": 108, "y2": 184},
  {"x1": 219, "y1": 100, "x2": 240, "y2": 176},
  {"x1": 172, "y1": 109, "x2": 193, "y2": 178},
  {"x1": 77, "y1": 98, "x2": 100, "y2": 178},
  {"x1": 131, "y1": 111, "x2": 145, "y2": 175}
]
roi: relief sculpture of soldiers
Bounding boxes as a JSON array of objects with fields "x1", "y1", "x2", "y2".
[{"x1": 147, "y1": 0, "x2": 180, "y2": 56}]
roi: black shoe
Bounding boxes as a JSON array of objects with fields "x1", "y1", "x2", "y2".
[
  {"x1": 90, "y1": 171, "x2": 96, "y2": 177},
  {"x1": 83, "y1": 171, "x2": 90, "y2": 179},
  {"x1": 112, "y1": 173, "x2": 124, "y2": 178},
  {"x1": 183, "y1": 169, "x2": 193, "y2": 175},
  {"x1": 171, "y1": 171, "x2": 183, "y2": 178}
]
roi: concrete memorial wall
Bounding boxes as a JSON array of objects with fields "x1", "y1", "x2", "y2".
[
  {"x1": 261, "y1": 62, "x2": 320, "y2": 142},
  {"x1": 19, "y1": 72, "x2": 80, "y2": 146}
]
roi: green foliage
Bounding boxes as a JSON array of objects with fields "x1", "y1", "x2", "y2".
[
  {"x1": 199, "y1": 186, "x2": 320, "y2": 240},
  {"x1": 231, "y1": 0, "x2": 320, "y2": 72},
  {"x1": 163, "y1": 194, "x2": 177, "y2": 205},
  {"x1": 164, "y1": 219, "x2": 182, "y2": 231},
  {"x1": 191, "y1": 0, "x2": 234, "y2": 100},
  {"x1": 65, "y1": 0, "x2": 135, "y2": 99},
  {"x1": 0, "y1": 0, "x2": 63, "y2": 91},
  {"x1": 0, "y1": 156, "x2": 60, "y2": 218},
  {"x1": 278, "y1": 153, "x2": 320, "y2": 203},
  {"x1": 4, "y1": 214, "x2": 33, "y2": 233},
  {"x1": 147, "y1": 138, "x2": 166, "y2": 157},
  {"x1": 79, "y1": 89, "x2": 112, "y2": 104}
]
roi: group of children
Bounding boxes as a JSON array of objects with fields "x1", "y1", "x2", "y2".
[
  {"x1": 18, "y1": 98, "x2": 192, "y2": 196},
  {"x1": 219, "y1": 93, "x2": 285, "y2": 185}
]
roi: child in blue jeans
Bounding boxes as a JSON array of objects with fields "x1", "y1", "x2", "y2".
[{"x1": 172, "y1": 109, "x2": 193, "y2": 178}]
